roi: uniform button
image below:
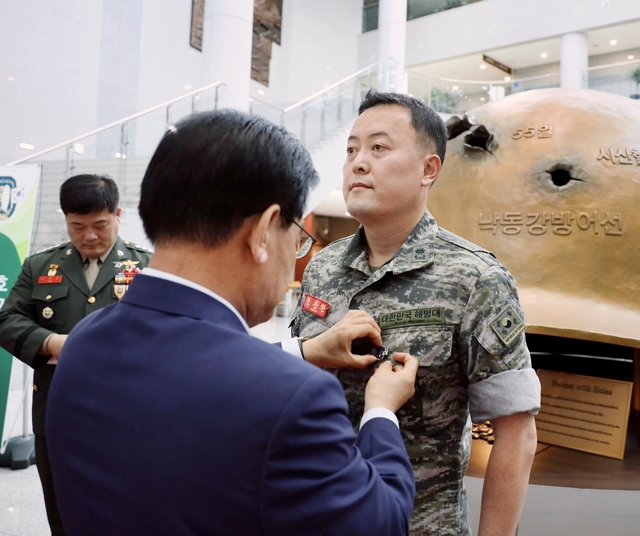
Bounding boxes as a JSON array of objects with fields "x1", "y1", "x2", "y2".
[
  {"x1": 88, "y1": 296, "x2": 96, "y2": 304},
  {"x1": 46, "y1": 295, "x2": 52, "y2": 301},
  {"x1": 33, "y1": 385, "x2": 38, "y2": 392}
]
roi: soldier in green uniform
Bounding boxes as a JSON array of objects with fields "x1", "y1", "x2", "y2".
[
  {"x1": 0, "y1": 174, "x2": 151, "y2": 536},
  {"x1": 291, "y1": 92, "x2": 541, "y2": 536}
]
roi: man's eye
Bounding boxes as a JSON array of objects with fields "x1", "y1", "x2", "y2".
[
  {"x1": 373, "y1": 144, "x2": 383, "y2": 151},
  {"x1": 347, "y1": 147, "x2": 356, "y2": 154}
]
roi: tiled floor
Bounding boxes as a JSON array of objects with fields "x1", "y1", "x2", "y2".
[{"x1": 0, "y1": 465, "x2": 49, "y2": 536}]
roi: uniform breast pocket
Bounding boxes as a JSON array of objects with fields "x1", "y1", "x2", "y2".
[
  {"x1": 31, "y1": 286, "x2": 69, "y2": 330},
  {"x1": 382, "y1": 325, "x2": 454, "y2": 367}
]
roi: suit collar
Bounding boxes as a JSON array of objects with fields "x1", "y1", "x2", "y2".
[{"x1": 121, "y1": 274, "x2": 249, "y2": 333}]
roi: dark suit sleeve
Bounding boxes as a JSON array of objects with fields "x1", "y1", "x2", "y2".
[
  {"x1": 261, "y1": 369, "x2": 414, "y2": 536},
  {"x1": 0, "y1": 256, "x2": 53, "y2": 367}
]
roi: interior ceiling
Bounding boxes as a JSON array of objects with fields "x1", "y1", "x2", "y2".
[
  {"x1": 409, "y1": 19, "x2": 640, "y2": 80},
  {"x1": 313, "y1": 19, "x2": 640, "y2": 218}
]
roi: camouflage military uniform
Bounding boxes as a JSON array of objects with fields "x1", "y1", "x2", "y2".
[{"x1": 291, "y1": 211, "x2": 540, "y2": 535}]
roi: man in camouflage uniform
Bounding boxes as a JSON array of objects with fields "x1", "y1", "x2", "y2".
[
  {"x1": 0, "y1": 174, "x2": 151, "y2": 535},
  {"x1": 291, "y1": 91, "x2": 541, "y2": 535}
]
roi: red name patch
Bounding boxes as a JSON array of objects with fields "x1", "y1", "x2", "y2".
[
  {"x1": 302, "y1": 293, "x2": 330, "y2": 318},
  {"x1": 38, "y1": 276, "x2": 63, "y2": 284}
]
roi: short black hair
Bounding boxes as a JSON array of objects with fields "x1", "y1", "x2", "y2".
[
  {"x1": 358, "y1": 90, "x2": 447, "y2": 164},
  {"x1": 139, "y1": 109, "x2": 319, "y2": 247},
  {"x1": 60, "y1": 174, "x2": 119, "y2": 215}
]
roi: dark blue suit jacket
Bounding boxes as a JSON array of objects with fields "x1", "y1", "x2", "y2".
[{"x1": 47, "y1": 274, "x2": 414, "y2": 535}]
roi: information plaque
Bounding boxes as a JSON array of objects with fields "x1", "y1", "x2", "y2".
[{"x1": 535, "y1": 370, "x2": 633, "y2": 460}]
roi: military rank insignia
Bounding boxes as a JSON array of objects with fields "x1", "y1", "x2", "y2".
[
  {"x1": 490, "y1": 304, "x2": 525, "y2": 346},
  {"x1": 38, "y1": 265, "x2": 63, "y2": 284},
  {"x1": 42, "y1": 307, "x2": 54, "y2": 319},
  {"x1": 302, "y1": 293, "x2": 330, "y2": 318},
  {"x1": 113, "y1": 260, "x2": 141, "y2": 300}
]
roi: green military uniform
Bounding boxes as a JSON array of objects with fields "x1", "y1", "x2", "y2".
[
  {"x1": 0, "y1": 236, "x2": 152, "y2": 436},
  {"x1": 291, "y1": 211, "x2": 540, "y2": 536}
]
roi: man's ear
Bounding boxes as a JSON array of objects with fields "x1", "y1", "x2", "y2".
[
  {"x1": 248, "y1": 204, "x2": 281, "y2": 265},
  {"x1": 422, "y1": 153, "x2": 442, "y2": 188}
]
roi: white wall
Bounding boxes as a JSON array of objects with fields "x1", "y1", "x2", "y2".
[
  {"x1": 0, "y1": 1, "x2": 103, "y2": 164},
  {"x1": 254, "y1": 0, "x2": 363, "y2": 107},
  {"x1": 137, "y1": 0, "x2": 208, "y2": 111},
  {"x1": 359, "y1": 0, "x2": 640, "y2": 68}
]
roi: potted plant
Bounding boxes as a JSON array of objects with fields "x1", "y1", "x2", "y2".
[{"x1": 630, "y1": 66, "x2": 640, "y2": 99}]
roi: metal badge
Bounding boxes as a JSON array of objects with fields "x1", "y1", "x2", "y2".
[
  {"x1": 351, "y1": 337, "x2": 389, "y2": 361},
  {"x1": 114, "y1": 285, "x2": 127, "y2": 300},
  {"x1": 42, "y1": 307, "x2": 54, "y2": 319},
  {"x1": 117, "y1": 250, "x2": 124, "y2": 257},
  {"x1": 47, "y1": 264, "x2": 59, "y2": 276},
  {"x1": 65, "y1": 249, "x2": 72, "y2": 255}
]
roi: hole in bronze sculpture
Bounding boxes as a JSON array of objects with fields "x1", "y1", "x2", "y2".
[
  {"x1": 446, "y1": 115, "x2": 473, "y2": 140},
  {"x1": 546, "y1": 167, "x2": 582, "y2": 187},
  {"x1": 463, "y1": 125, "x2": 494, "y2": 153}
]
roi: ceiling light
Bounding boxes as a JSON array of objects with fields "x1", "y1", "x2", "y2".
[
  {"x1": 480, "y1": 64, "x2": 487, "y2": 70},
  {"x1": 629, "y1": 55, "x2": 635, "y2": 60},
  {"x1": 504, "y1": 76, "x2": 511, "y2": 82},
  {"x1": 480, "y1": 97, "x2": 486, "y2": 102},
  {"x1": 7, "y1": 76, "x2": 14, "y2": 81},
  {"x1": 115, "y1": 152, "x2": 121, "y2": 158},
  {"x1": 257, "y1": 89, "x2": 265, "y2": 95},
  {"x1": 541, "y1": 52, "x2": 548, "y2": 58},
  {"x1": 248, "y1": 97, "x2": 254, "y2": 102},
  {"x1": 452, "y1": 86, "x2": 459, "y2": 91},
  {"x1": 610, "y1": 40, "x2": 617, "y2": 46},
  {"x1": 19, "y1": 142, "x2": 34, "y2": 150},
  {"x1": 74, "y1": 143, "x2": 84, "y2": 154}
]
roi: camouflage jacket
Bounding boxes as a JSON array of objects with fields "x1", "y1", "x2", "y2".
[{"x1": 291, "y1": 211, "x2": 540, "y2": 536}]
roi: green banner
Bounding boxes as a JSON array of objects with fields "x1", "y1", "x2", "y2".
[{"x1": 0, "y1": 165, "x2": 40, "y2": 452}]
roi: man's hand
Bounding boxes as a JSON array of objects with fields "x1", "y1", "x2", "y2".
[
  {"x1": 43, "y1": 334, "x2": 68, "y2": 359},
  {"x1": 302, "y1": 310, "x2": 383, "y2": 369},
  {"x1": 364, "y1": 353, "x2": 419, "y2": 414}
]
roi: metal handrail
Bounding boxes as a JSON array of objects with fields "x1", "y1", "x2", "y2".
[
  {"x1": 7, "y1": 80, "x2": 224, "y2": 166},
  {"x1": 407, "y1": 70, "x2": 557, "y2": 86},
  {"x1": 283, "y1": 59, "x2": 396, "y2": 113}
]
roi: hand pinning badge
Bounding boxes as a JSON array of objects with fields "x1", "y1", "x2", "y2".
[{"x1": 114, "y1": 260, "x2": 141, "y2": 300}]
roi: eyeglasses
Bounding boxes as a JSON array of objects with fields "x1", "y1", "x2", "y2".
[{"x1": 282, "y1": 214, "x2": 317, "y2": 259}]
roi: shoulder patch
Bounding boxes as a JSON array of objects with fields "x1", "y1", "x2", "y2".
[
  {"x1": 490, "y1": 304, "x2": 525, "y2": 346},
  {"x1": 33, "y1": 242, "x2": 68, "y2": 255},
  {"x1": 124, "y1": 241, "x2": 153, "y2": 254}
]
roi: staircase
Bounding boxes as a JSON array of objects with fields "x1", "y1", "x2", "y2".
[{"x1": 8, "y1": 61, "x2": 397, "y2": 253}]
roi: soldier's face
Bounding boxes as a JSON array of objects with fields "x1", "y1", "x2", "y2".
[
  {"x1": 65, "y1": 208, "x2": 121, "y2": 259},
  {"x1": 343, "y1": 104, "x2": 431, "y2": 226}
]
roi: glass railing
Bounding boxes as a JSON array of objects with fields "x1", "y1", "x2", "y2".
[
  {"x1": 251, "y1": 59, "x2": 397, "y2": 150},
  {"x1": 586, "y1": 59, "x2": 640, "y2": 100},
  {"x1": 7, "y1": 61, "x2": 396, "y2": 253},
  {"x1": 8, "y1": 82, "x2": 223, "y2": 253},
  {"x1": 406, "y1": 71, "x2": 560, "y2": 115},
  {"x1": 280, "y1": 59, "x2": 397, "y2": 150}
]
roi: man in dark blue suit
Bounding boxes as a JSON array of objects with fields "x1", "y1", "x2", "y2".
[{"x1": 46, "y1": 109, "x2": 419, "y2": 535}]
